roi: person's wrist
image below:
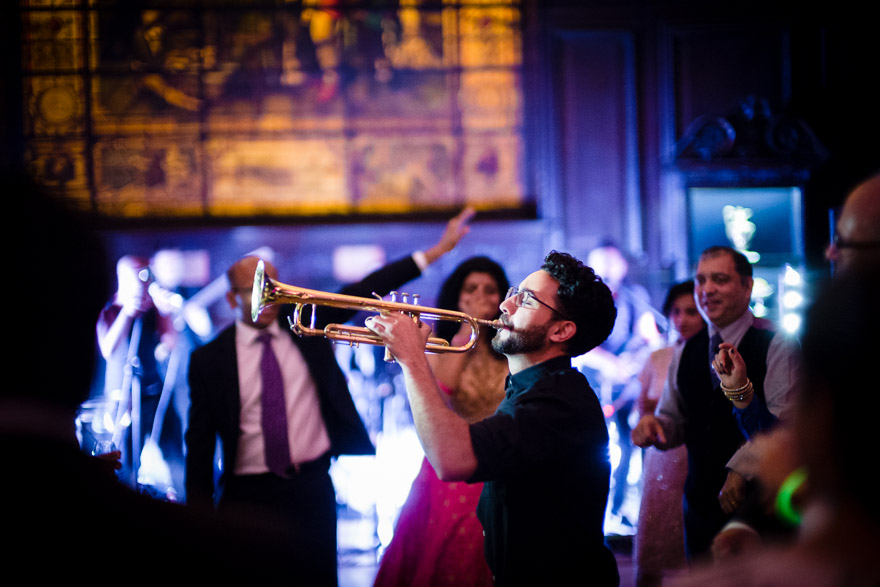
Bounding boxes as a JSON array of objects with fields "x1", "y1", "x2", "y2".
[
  {"x1": 412, "y1": 250, "x2": 429, "y2": 271},
  {"x1": 721, "y1": 378, "x2": 753, "y2": 403}
]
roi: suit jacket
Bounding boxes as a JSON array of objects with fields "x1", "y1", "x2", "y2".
[{"x1": 185, "y1": 255, "x2": 421, "y2": 508}]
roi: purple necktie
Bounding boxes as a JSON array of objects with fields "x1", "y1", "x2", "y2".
[{"x1": 258, "y1": 332, "x2": 291, "y2": 476}]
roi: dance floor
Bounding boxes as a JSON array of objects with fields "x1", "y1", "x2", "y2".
[
  {"x1": 336, "y1": 483, "x2": 639, "y2": 587},
  {"x1": 334, "y1": 416, "x2": 642, "y2": 586}
]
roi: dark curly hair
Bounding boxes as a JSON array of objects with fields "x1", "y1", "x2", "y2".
[
  {"x1": 662, "y1": 280, "x2": 696, "y2": 317},
  {"x1": 434, "y1": 256, "x2": 509, "y2": 344},
  {"x1": 540, "y1": 250, "x2": 616, "y2": 357}
]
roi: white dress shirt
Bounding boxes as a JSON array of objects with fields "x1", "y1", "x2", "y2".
[{"x1": 233, "y1": 319, "x2": 331, "y2": 475}]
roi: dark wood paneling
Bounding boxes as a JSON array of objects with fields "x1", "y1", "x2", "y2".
[
  {"x1": 552, "y1": 30, "x2": 639, "y2": 254},
  {"x1": 667, "y1": 24, "x2": 789, "y2": 139}
]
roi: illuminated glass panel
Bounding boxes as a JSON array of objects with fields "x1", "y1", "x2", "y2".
[{"x1": 19, "y1": 0, "x2": 526, "y2": 219}]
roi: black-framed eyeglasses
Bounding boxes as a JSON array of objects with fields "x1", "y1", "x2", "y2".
[
  {"x1": 505, "y1": 286, "x2": 571, "y2": 320},
  {"x1": 832, "y1": 233, "x2": 880, "y2": 250}
]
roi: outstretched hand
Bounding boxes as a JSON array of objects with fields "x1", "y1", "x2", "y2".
[
  {"x1": 424, "y1": 207, "x2": 476, "y2": 265},
  {"x1": 632, "y1": 414, "x2": 667, "y2": 448}
]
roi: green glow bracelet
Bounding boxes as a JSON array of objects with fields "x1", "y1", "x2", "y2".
[{"x1": 775, "y1": 466, "x2": 807, "y2": 526}]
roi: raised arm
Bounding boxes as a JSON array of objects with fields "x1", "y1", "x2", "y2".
[
  {"x1": 300, "y1": 207, "x2": 476, "y2": 329},
  {"x1": 422, "y1": 207, "x2": 475, "y2": 266}
]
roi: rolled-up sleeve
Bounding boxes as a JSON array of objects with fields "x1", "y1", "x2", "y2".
[{"x1": 654, "y1": 346, "x2": 687, "y2": 449}]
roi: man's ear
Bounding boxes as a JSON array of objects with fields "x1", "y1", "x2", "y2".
[{"x1": 548, "y1": 320, "x2": 576, "y2": 345}]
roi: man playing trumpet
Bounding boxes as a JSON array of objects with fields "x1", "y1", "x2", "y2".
[{"x1": 366, "y1": 251, "x2": 621, "y2": 586}]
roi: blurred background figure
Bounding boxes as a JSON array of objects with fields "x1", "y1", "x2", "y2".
[
  {"x1": 373, "y1": 256, "x2": 509, "y2": 587},
  {"x1": 633, "y1": 280, "x2": 705, "y2": 587},
  {"x1": 575, "y1": 241, "x2": 662, "y2": 528},
  {"x1": 703, "y1": 170, "x2": 880, "y2": 566},
  {"x1": 632, "y1": 246, "x2": 800, "y2": 563},
  {"x1": 825, "y1": 172, "x2": 880, "y2": 276},
  {"x1": 1, "y1": 168, "x2": 294, "y2": 582},
  {"x1": 671, "y1": 267, "x2": 880, "y2": 586},
  {"x1": 94, "y1": 249, "x2": 203, "y2": 500}
]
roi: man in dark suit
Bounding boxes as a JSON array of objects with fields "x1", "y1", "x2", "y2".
[{"x1": 184, "y1": 209, "x2": 473, "y2": 585}]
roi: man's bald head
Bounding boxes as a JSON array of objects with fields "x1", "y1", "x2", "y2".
[
  {"x1": 226, "y1": 256, "x2": 279, "y2": 329},
  {"x1": 826, "y1": 173, "x2": 880, "y2": 275}
]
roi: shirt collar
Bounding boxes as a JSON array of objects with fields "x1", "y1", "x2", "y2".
[
  {"x1": 506, "y1": 354, "x2": 572, "y2": 395},
  {"x1": 709, "y1": 309, "x2": 754, "y2": 347},
  {"x1": 236, "y1": 318, "x2": 283, "y2": 345}
]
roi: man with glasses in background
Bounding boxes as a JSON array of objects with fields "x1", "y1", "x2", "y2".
[
  {"x1": 366, "y1": 251, "x2": 621, "y2": 586},
  {"x1": 825, "y1": 172, "x2": 880, "y2": 275}
]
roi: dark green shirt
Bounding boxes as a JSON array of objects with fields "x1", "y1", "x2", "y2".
[{"x1": 469, "y1": 355, "x2": 619, "y2": 586}]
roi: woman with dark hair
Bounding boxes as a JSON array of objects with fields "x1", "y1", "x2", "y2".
[
  {"x1": 374, "y1": 256, "x2": 509, "y2": 587},
  {"x1": 634, "y1": 280, "x2": 705, "y2": 587}
]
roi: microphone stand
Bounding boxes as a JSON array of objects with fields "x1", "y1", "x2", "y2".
[{"x1": 113, "y1": 315, "x2": 142, "y2": 489}]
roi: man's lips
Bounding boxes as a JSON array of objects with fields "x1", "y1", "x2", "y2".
[{"x1": 701, "y1": 298, "x2": 720, "y2": 310}]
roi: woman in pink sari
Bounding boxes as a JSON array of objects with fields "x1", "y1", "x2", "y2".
[{"x1": 373, "y1": 257, "x2": 509, "y2": 587}]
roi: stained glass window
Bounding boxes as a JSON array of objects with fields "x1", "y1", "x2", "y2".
[{"x1": 20, "y1": 0, "x2": 526, "y2": 220}]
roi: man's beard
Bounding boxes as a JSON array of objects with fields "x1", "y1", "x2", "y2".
[{"x1": 491, "y1": 321, "x2": 550, "y2": 355}]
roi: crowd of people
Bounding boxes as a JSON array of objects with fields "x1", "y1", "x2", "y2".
[{"x1": 4, "y1": 164, "x2": 878, "y2": 586}]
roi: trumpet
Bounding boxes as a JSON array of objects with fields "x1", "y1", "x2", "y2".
[{"x1": 252, "y1": 260, "x2": 502, "y2": 353}]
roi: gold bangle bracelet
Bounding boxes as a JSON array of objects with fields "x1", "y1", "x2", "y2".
[
  {"x1": 720, "y1": 378, "x2": 752, "y2": 394},
  {"x1": 723, "y1": 382, "x2": 753, "y2": 397},
  {"x1": 727, "y1": 390, "x2": 754, "y2": 403},
  {"x1": 724, "y1": 380, "x2": 754, "y2": 402}
]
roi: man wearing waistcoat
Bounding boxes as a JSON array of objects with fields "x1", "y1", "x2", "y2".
[{"x1": 632, "y1": 246, "x2": 799, "y2": 561}]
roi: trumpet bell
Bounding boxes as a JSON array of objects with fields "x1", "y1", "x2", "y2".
[{"x1": 251, "y1": 260, "x2": 268, "y2": 322}]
